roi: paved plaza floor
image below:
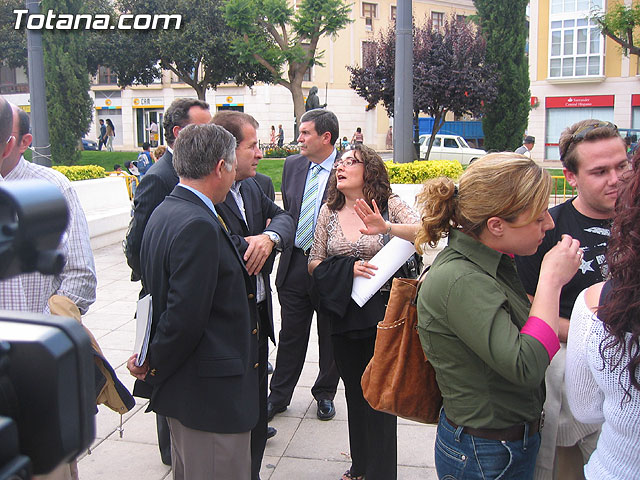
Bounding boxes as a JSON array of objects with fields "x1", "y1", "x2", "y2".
[{"x1": 75, "y1": 241, "x2": 438, "y2": 479}]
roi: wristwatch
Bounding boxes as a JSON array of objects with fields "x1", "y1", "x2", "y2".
[{"x1": 264, "y1": 231, "x2": 281, "y2": 249}]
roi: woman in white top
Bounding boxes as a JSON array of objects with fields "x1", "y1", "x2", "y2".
[{"x1": 566, "y1": 152, "x2": 640, "y2": 480}]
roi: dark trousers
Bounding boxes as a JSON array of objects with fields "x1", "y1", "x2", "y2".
[
  {"x1": 270, "y1": 249, "x2": 339, "y2": 406},
  {"x1": 156, "y1": 414, "x2": 172, "y2": 465},
  {"x1": 251, "y1": 302, "x2": 269, "y2": 480},
  {"x1": 332, "y1": 333, "x2": 397, "y2": 480}
]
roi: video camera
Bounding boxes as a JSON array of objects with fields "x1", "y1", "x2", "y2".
[{"x1": 0, "y1": 180, "x2": 96, "y2": 479}]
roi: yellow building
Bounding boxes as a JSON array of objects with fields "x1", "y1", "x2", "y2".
[
  {"x1": 1, "y1": 0, "x2": 476, "y2": 150},
  {"x1": 87, "y1": 0, "x2": 476, "y2": 150},
  {"x1": 528, "y1": 0, "x2": 640, "y2": 161}
]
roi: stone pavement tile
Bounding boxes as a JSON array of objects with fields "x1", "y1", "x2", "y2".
[
  {"x1": 101, "y1": 347, "x2": 135, "y2": 369},
  {"x1": 97, "y1": 329, "x2": 135, "y2": 351},
  {"x1": 77, "y1": 438, "x2": 171, "y2": 480},
  {"x1": 397, "y1": 423, "x2": 436, "y2": 468},
  {"x1": 398, "y1": 465, "x2": 438, "y2": 479},
  {"x1": 260, "y1": 454, "x2": 280, "y2": 479},
  {"x1": 268, "y1": 457, "x2": 351, "y2": 480},
  {"x1": 94, "y1": 299, "x2": 137, "y2": 316},
  {"x1": 114, "y1": 407, "x2": 161, "y2": 446},
  {"x1": 94, "y1": 401, "x2": 146, "y2": 440},
  {"x1": 83, "y1": 311, "x2": 132, "y2": 332},
  {"x1": 283, "y1": 418, "x2": 351, "y2": 462},
  {"x1": 265, "y1": 416, "x2": 303, "y2": 458},
  {"x1": 270, "y1": 386, "x2": 314, "y2": 420}
]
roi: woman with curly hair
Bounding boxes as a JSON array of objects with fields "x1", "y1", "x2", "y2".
[
  {"x1": 308, "y1": 144, "x2": 419, "y2": 480},
  {"x1": 565, "y1": 152, "x2": 640, "y2": 479}
]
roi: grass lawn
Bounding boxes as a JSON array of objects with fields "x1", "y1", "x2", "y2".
[{"x1": 257, "y1": 159, "x2": 285, "y2": 191}]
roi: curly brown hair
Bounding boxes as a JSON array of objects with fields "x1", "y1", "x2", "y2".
[
  {"x1": 325, "y1": 144, "x2": 392, "y2": 211},
  {"x1": 597, "y1": 150, "x2": 640, "y2": 400}
]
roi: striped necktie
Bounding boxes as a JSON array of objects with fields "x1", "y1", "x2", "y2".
[{"x1": 295, "y1": 163, "x2": 322, "y2": 251}]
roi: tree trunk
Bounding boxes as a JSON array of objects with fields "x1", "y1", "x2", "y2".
[
  {"x1": 195, "y1": 84, "x2": 206, "y2": 101},
  {"x1": 285, "y1": 67, "x2": 306, "y2": 142}
]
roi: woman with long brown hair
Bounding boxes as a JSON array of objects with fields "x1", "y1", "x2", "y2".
[
  {"x1": 308, "y1": 144, "x2": 419, "y2": 480},
  {"x1": 565, "y1": 152, "x2": 640, "y2": 479}
]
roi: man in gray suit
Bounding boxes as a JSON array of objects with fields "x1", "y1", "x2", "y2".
[
  {"x1": 269, "y1": 109, "x2": 341, "y2": 422},
  {"x1": 127, "y1": 124, "x2": 258, "y2": 478}
]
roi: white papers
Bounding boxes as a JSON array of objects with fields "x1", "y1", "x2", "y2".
[
  {"x1": 351, "y1": 236, "x2": 416, "y2": 307},
  {"x1": 133, "y1": 294, "x2": 153, "y2": 367}
]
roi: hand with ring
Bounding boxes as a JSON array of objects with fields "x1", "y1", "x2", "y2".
[{"x1": 354, "y1": 258, "x2": 378, "y2": 279}]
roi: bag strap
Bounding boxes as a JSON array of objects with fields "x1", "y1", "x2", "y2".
[{"x1": 411, "y1": 265, "x2": 430, "y2": 305}]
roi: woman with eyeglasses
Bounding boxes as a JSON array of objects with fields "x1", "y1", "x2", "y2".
[
  {"x1": 308, "y1": 144, "x2": 419, "y2": 480},
  {"x1": 356, "y1": 153, "x2": 584, "y2": 479},
  {"x1": 565, "y1": 150, "x2": 640, "y2": 479}
]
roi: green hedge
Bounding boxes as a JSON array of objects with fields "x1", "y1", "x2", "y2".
[
  {"x1": 385, "y1": 160, "x2": 464, "y2": 184},
  {"x1": 52, "y1": 165, "x2": 106, "y2": 181}
]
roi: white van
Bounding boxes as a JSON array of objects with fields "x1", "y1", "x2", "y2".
[{"x1": 419, "y1": 134, "x2": 485, "y2": 165}]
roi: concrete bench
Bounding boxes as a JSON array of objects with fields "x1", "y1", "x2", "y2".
[{"x1": 72, "y1": 177, "x2": 131, "y2": 250}]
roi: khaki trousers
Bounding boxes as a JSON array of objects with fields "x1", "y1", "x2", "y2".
[{"x1": 167, "y1": 417, "x2": 251, "y2": 480}]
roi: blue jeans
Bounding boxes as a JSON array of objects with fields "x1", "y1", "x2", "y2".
[{"x1": 435, "y1": 409, "x2": 540, "y2": 480}]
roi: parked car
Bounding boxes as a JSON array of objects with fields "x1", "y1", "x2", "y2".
[
  {"x1": 419, "y1": 134, "x2": 485, "y2": 165},
  {"x1": 81, "y1": 138, "x2": 98, "y2": 151}
]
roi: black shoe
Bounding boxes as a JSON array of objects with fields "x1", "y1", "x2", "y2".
[
  {"x1": 267, "y1": 361, "x2": 274, "y2": 375},
  {"x1": 267, "y1": 426, "x2": 277, "y2": 439},
  {"x1": 316, "y1": 399, "x2": 336, "y2": 421},
  {"x1": 266, "y1": 401, "x2": 287, "y2": 422}
]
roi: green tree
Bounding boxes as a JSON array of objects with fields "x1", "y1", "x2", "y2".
[
  {"x1": 42, "y1": 0, "x2": 93, "y2": 165},
  {"x1": 0, "y1": 0, "x2": 27, "y2": 69},
  {"x1": 593, "y1": 2, "x2": 640, "y2": 58},
  {"x1": 474, "y1": 0, "x2": 530, "y2": 151},
  {"x1": 225, "y1": 0, "x2": 352, "y2": 130},
  {"x1": 99, "y1": 0, "x2": 272, "y2": 100}
]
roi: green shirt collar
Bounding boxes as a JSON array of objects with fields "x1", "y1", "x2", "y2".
[{"x1": 447, "y1": 229, "x2": 508, "y2": 279}]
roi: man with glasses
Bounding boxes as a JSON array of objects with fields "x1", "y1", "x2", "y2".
[{"x1": 515, "y1": 119, "x2": 630, "y2": 480}]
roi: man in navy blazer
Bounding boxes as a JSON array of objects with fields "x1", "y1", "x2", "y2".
[
  {"x1": 213, "y1": 111, "x2": 294, "y2": 480},
  {"x1": 125, "y1": 98, "x2": 212, "y2": 465},
  {"x1": 269, "y1": 109, "x2": 341, "y2": 422},
  {"x1": 128, "y1": 123, "x2": 259, "y2": 478}
]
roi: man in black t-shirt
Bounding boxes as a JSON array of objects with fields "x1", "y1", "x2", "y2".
[{"x1": 515, "y1": 119, "x2": 630, "y2": 480}]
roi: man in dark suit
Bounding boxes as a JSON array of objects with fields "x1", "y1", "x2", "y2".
[
  {"x1": 127, "y1": 123, "x2": 258, "y2": 478},
  {"x1": 124, "y1": 97, "x2": 211, "y2": 465},
  {"x1": 212, "y1": 111, "x2": 294, "y2": 480},
  {"x1": 269, "y1": 109, "x2": 341, "y2": 421}
]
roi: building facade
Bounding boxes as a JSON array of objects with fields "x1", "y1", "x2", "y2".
[
  {"x1": 2, "y1": 0, "x2": 476, "y2": 151},
  {"x1": 528, "y1": 0, "x2": 640, "y2": 162}
]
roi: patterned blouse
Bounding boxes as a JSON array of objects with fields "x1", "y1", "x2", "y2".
[{"x1": 309, "y1": 194, "x2": 419, "y2": 263}]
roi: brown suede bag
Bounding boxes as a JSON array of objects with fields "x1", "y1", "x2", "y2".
[{"x1": 361, "y1": 274, "x2": 442, "y2": 424}]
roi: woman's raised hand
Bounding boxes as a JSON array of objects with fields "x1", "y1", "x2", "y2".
[
  {"x1": 355, "y1": 198, "x2": 387, "y2": 235},
  {"x1": 540, "y1": 234, "x2": 582, "y2": 288}
]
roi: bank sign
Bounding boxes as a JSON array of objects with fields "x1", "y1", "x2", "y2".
[{"x1": 546, "y1": 95, "x2": 615, "y2": 109}]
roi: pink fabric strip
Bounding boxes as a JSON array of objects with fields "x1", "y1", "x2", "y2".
[{"x1": 521, "y1": 316, "x2": 560, "y2": 361}]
